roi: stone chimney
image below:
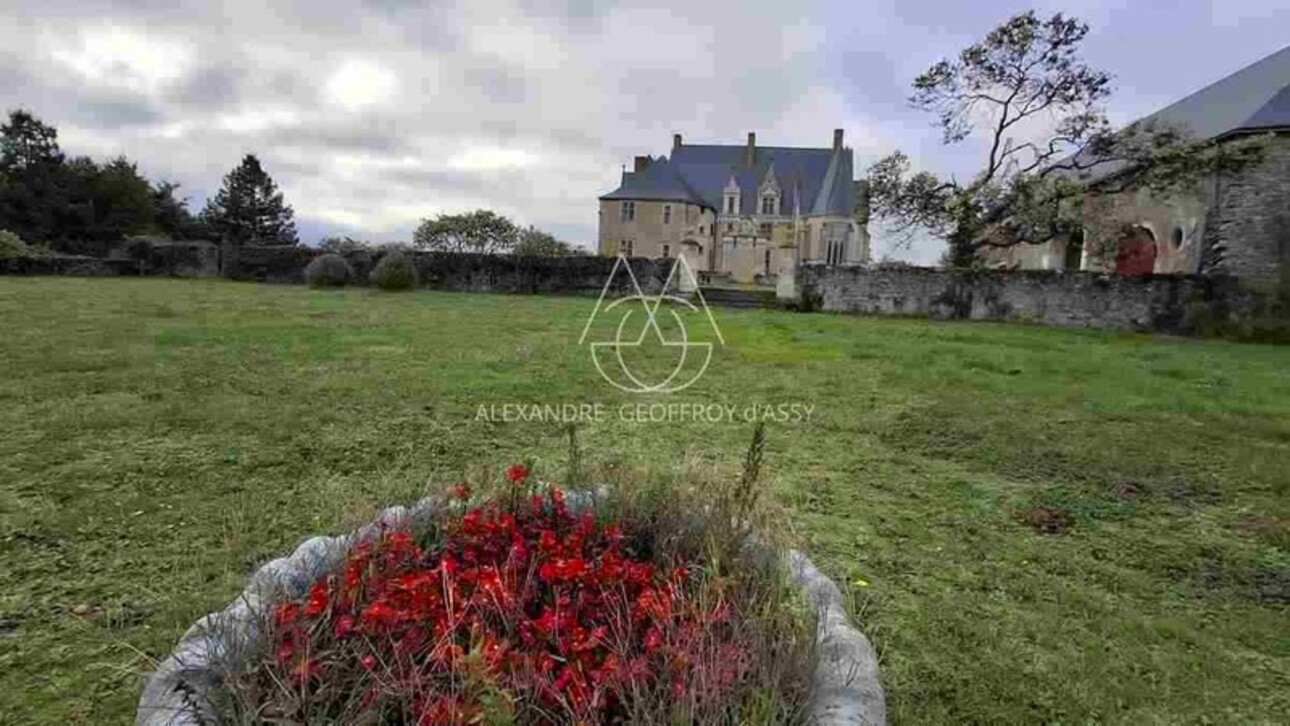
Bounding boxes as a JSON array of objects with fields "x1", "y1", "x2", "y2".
[
  {"x1": 745, "y1": 132, "x2": 756, "y2": 166},
  {"x1": 633, "y1": 155, "x2": 650, "y2": 172},
  {"x1": 833, "y1": 128, "x2": 844, "y2": 151},
  {"x1": 673, "y1": 133, "x2": 682, "y2": 149}
]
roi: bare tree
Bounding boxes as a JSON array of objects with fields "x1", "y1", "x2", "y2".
[{"x1": 868, "y1": 11, "x2": 1267, "y2": 267}]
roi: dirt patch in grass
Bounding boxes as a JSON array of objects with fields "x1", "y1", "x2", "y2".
[{"x1": 1020, "y1": 505, "x2": 1073, "y2": 535}]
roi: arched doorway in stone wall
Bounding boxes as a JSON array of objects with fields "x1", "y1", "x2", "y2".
[
  {"x1": 1115, "y1": 225, "x2": 1157, "y2": 276},
  {"x1": 679, "y1": 239, "x2": 704, "y2": 274}
]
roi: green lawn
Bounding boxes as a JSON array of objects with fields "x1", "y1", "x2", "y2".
[{"x1": 1, "y1": 277, "x2": 1288, "y2": 724}]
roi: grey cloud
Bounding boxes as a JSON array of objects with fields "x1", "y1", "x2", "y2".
[
  {"x1": 65, "y1": 96, "x2": 164, "y2": 129},
  {"x1": 460, "y1": 64, "x2": 528, "y2": 105},
  {"x1": 262, "y1": 123, "x2": 414, "y2": 157},
  {"x1": 171, "y1": 67, "x2": 244, "y2": 110}
]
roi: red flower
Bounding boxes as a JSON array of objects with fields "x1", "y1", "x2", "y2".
[
  {"x1": 304, "y1": 580, "x2": 329, "y2": 617},
  {"x1": 333, "y1": 614, "x2": 356, "y2": 638},
  {"x1": 505, "y1": 463, "x2": 530, "y2": 484},
  {"x1": 262, "y1": 470, "x2": 735, "y2": 724},
  {"x1": 273, "y1": 601, "x2": 299, "y2": 628}
]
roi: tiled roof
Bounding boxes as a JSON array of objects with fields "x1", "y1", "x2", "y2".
[{"x1": 600, "y1": 143, "x2": 855, "y2": 217}]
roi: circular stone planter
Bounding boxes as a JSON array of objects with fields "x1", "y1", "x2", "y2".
[{"x1": 137, "y1": 498, "x2": 886, "y2": 726}]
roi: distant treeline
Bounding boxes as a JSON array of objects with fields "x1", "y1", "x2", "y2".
[
  {"x1": 0, "y1": 109, "x2": 584, "y2": 260},
  {"x1": 0, "y1": 109, "x2": 299, "y2": 254}
]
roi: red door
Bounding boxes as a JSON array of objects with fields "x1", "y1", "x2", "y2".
[{"x1": 1115, "y1": 226, "x2": 1157, "y2": 276}]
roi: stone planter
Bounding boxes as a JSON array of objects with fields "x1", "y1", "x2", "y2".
[{"x1": 137, "y1": 498, "x2": 885, "y2": 725}]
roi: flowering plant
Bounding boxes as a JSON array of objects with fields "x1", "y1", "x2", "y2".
[{"x1": 232, "y1": 455, "x2": 813, "y2": 724}]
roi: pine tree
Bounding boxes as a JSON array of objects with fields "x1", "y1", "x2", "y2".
[{"x1": 201, "y1": 154, "x2": 298, "y2": 245}]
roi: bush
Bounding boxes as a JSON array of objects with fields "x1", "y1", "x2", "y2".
[
  {"x1": 0, "y1": 229, "x2": 29, "y2": 259},
  {"x1": 371, "y1": 251, "x2": 418, "y2": 291},
  {"x1": 304, "y1": 253, "x2": 354, "y2": 288}
]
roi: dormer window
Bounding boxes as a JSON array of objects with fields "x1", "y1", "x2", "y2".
[
  {"x1": 757, "y1": 163, "x2": 781, "y2": 218},
  {"x1": 723, "y1": 175, "x2": 741, "y2": 216}
]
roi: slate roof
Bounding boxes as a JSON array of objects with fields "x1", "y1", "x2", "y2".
[
  {"x1": 1137, "y1": 44, "x2": 1290, "y2": 139},
  {"x1": 600, "y1": 143, "x2": 856, "y2": 217},
  {"x1": 1058, "y1": 45, "x2": 1290, "y2": 185}
]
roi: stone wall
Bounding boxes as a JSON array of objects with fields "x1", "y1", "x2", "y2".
[
  {"x1": 1, "y1": 241, "x2": 220, "y2": 278},
  {"x1": 0, "y1": 254, "x2": 136, "y2": 277},
  {"x1": 220, "y1": 244, "x2": 316, "y2": 283},
  {"x1": 798, "y1": 262, "x2": 1272, "y2": 335},
  {"x1": 1209, "y1": 136, "x2": 1290, "y2": 283},
  {"x1": 134, "y1": 241, "x2": 221, "y2": 277},
  {"x1": 226, "y1": 246, "x2": 676, "y2": 296}
]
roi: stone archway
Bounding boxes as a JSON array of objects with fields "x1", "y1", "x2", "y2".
[
  {"x1": 1115, "y1": 225, "x2": 1157, "y2": 276},
  {"x1": 679, "y1": 239, "x2": 704, "y2": 274}
]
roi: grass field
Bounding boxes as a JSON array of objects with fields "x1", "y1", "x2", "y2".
[{"x1": 1, "y1": 277, "x2": 1288, "y2": 724}]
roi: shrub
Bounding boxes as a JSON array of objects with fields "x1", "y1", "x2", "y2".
[
  {"x1": 371, "y1": 251, "x2": 418, "y2": 291},
  {"x1": 305, "y1": 253, "x2": 355, "y2": 288},
  {"x1": 0, "y1": 229, "x2": 29, "y2": 259},
  {"x1": 227, "y1": 433, "x2": 815, "y2": 725}
]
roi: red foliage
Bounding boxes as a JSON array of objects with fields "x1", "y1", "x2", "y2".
[{"x1": 265, "y1": 477, "x2": 741, "y2": 723}]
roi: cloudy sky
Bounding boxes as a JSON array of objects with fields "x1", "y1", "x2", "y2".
[{"x1": 2, "y1": 0, "x2": 1286, "y2": 263}]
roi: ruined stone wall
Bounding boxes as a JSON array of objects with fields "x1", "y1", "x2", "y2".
[{"x1": 799, "y1": 263, "x2": 1268, "y2": 334}]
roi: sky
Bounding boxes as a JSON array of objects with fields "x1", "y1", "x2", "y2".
[{"x1": 1, "y1": 0, "x2": 1287, "y2": 264}]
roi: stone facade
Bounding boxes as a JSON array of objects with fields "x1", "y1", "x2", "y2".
[
  {"x1": 1206, "y1": 135, "x2": 1290, "y2": 284},
  {"x1": 984, "y1": 134, "x2": 1290, "y2": 286},
  {"x1": 597, "y1": 198, "x2": 716, "y2": 273},
  {"x1": 598, "y1": 131, "x2": 871, "y2": 285}
]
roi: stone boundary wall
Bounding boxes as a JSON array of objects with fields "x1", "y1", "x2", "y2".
[
  {"x1": 225, "y1": 246, "x2": 675, "y2": 296},
  {"x1": 0, "y1": 254, "x2": 137, "y2": 276},
  {"x1": 1, "y1": 241, "x2": 221, "y2": 278},
  {"x1": 1, "y1": 244, "x2": 675, "y2": 297},
  {"x1": 799, "y1": 263, "x2": 1275, "y2": 335}
]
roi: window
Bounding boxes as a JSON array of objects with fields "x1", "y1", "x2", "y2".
[
  {"x1": 621, "y1": 240, "x2": 633, "y2": 257},
  {"x1": 620, "y1": 201, "x2": 635, "y2": 222},
  {"x1": 725, "y1": 222, "x2": 734, "y2": 234},
  {"x1": 725, "y1": 195, "x2": 737, "y2": 214},
  {"x1": 761, "y1": 195, "x2": 777, "y2": 215},
  {"x1": 1064, "y1": 229, "x2": 1084, "y2": 270},
  {"x1": 662, "y1": 244, "x2": 670, "y2": 258},
  {"x1": 663, "y1": 205, "x2": 672, "y2": 224},
  {"x1": 759, "y1": 222, "x2": 772, "y2": 237},
  {"x1": 764, "y1": 249, "x2": 772, "y2": 274},
  {"x1": 1172, "y1": 227, "x2": 1184, "y2": 249}
]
